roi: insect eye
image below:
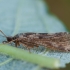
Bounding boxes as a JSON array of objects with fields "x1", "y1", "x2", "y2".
[{"x1": 7, "y1": 37, "x2": 12, "y2": 42}]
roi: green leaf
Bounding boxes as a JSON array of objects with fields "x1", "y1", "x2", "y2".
[{"x1": 0, "y1": 44, "x2": 60, "y2": 69}]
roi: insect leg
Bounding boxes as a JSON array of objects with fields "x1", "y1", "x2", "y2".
[{"x1": 2, "y1": 38, "x2": 20, "y2": 47}]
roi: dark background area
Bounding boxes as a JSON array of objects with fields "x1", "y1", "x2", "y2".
[{"x1": 45, "y1": 0, "x2": 70, "y2": 31}]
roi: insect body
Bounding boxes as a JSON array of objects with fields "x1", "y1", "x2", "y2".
[{"x1": 0, "y1": 30, "x2": 70, "y2": 52}]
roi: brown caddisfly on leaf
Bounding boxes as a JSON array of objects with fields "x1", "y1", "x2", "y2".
[{"x1": 0, "y1": 30, "x2": 70, "y2": 52}]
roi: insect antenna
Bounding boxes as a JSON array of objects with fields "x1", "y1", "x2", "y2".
[
  {"x1": 0, "y1": 34, "x2": 5, "y2": 37},
  {"x1": 0, "y1": 30, "x2": 7, "y2": 38}
]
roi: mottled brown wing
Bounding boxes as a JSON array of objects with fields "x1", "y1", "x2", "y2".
[
  {"x1": 19, "y1": 32, "x2": 70, "y2": 52},
  {"x1": 34, "y1": 32, "x2": 70, "y2": 52}
]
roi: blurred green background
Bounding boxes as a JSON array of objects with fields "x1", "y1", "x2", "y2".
[{"x1": 45, "y1": 0, "x2": 70, "y2": 31}]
